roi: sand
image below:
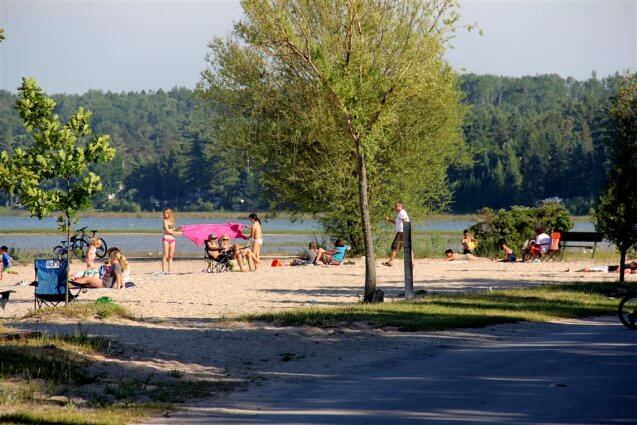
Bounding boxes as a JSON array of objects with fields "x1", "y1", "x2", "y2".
[{"x1": 1, "y1": 257, "x2": 633, "y2": 321}]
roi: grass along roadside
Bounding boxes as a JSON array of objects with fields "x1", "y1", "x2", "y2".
[
  {"x1": 0, "y1": 333, "x2": 168, "y2": 425},
  {"x1": 22, "y1": 298, "x2": 134, "y2": 322},
  {"x1": 243, "y1": 283, "x2": 623, "y2": 331},
  {"x1": 0, "y1": 321, "x2": 235, "y2": 424}
]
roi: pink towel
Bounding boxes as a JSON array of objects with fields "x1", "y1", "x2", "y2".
[{"x1": 181, "y1": 223, "x2": 246, "y2": 246}]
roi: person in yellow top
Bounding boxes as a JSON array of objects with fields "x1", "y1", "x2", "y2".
[{"x1": 462, "y1": 229, "x2": 478, "y2": 255}]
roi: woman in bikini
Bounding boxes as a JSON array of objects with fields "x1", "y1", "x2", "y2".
[
  {"x1": 162, "y1": 208, "x2": 180, "y2": 274},
  {"x1": 244, "y1": 213, "x2": 263, "y2": 264}
]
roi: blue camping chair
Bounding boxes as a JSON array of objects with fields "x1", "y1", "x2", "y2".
[{"x1": 32, "y1": 259, "x2": 87, "y2": 309}]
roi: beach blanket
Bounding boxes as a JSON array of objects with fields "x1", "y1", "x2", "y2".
[{"x1": 181, "y1": 223, "x2": 246, "y2": 246}]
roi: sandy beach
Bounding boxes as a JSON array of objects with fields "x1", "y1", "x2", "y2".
[{"x1": 1, "y1": 257, "x2": 633, "y2": 322}]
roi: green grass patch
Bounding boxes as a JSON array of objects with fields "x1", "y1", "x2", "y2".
[
  {"x1": 0, "y1": 404, "x2": 167, "y2": 425},
  {"x1": 0, "y1": 334, "x2": 107, "y2": 384},
  {"x1": 0, "y1": 328, "x2": 231, "y2": 424},
  {"x1": 23, "y1": 299, "x2": 133, "y2": 322},
  {"x1": 244, "y1": 283, "x2": 621, "y2": 331}
]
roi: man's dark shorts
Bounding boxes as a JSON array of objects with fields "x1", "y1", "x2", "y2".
[{"x1": 391, "y1": 232, "x2": 404, "y2": 251}]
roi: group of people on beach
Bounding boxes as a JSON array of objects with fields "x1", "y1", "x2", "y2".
[
  {"x1": 70, "y1": 239, "x2": 132, "y2": 289},
  {"x1": 444, "y1": 227, "x2": 561, "y2": 262},
  {"x1": 16, "y1": 201, "x2": 633, "y2": 287},
  {"x1": 162, "y1": 208, "x2": 263, "y2": 273}
]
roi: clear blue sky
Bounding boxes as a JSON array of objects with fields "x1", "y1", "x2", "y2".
[{"x1": 1, "y1": 0, "x2": 635, "y2": 94}]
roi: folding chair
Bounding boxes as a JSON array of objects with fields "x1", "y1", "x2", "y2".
[
  {"x1": 32, "y1": 259, "x2": 87, "y2": 309},
  {"x1": 205, "y1": 252, "x2": 229, "y2": 273}
]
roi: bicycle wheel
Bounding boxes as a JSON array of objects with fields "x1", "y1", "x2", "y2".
[
  {"x1": 95, "y1": 238, "x2": 108, "y2": 258},
  {"x1": 53, "y1": 245, "x2": 66, "y2": 258},
  {"x1": 618, "y1": 295, "x2": 637, "y2": 330}
]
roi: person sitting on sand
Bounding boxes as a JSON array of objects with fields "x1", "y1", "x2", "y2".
[
  {"x1": 73, "y1": 238, "x2": 102, "y2": 280},
  {"x1": 499, "y1": 241, "x2": 517, "y2": 262},
  {"x1": 0, "y1": 246, "x2": 18, "y2": 280},
  {"x1": 462, "y1": 230, "x2": 478, "y2": 255},
  {"x1": 71, "y1": 250, "x2": 127, "y2": 289},
  {"x1": 444, "y1": 248, "x2": 481, "y2": 261},
  {"x1": 316, "y1": 239, "x2": 349, "y2": 265},
  {"x1": 86, "y1": 238, "x2": 100, "y2": 270},
  {"x1": 107, "y1": 247, "x2": 132, "y2": 286}
]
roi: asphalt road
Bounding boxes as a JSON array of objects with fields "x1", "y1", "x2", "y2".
[{"x1": 148, "y1": 317, "x2": 637, "y2": 425}]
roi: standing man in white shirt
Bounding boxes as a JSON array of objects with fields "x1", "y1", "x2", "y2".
[{"x1": 383, "y1": 202, "x2": 410, "y2": 267}]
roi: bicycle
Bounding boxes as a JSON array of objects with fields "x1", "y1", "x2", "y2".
[
  {"x1": 618, "y1": 289, "x2": 637, "y2": 330},
  {"x1": 53, "y1": 226, "x2": 108, "y2": 259}
]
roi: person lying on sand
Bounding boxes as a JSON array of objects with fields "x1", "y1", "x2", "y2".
[
  {"x1": 572, "y1": 261, "x2": 637, "y2": 273},
  {"x1": 444, "y1": 248, "x2": 482, "y2": 261},
  {"x1": 291, "y1": 241, "x2": 320, "y2": 266}
]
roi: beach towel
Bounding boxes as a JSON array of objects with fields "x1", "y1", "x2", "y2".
[{"x1": 181, "y1": 223, "x2": 246, "y2": 246}]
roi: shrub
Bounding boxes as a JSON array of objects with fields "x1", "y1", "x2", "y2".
[
  {"x1": 100, "y1": 199, "x2": 142, "y2": 212},
  {"x1": 471, "y1": 201, "x2": 573, "y2": 257}
]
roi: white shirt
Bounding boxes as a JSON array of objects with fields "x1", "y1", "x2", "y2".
[
  {"x1": 536, "y1": 233, "x2": 551, "y2": 252},
  {"x1": 395, "y1": 209, "x2": 409, "y2": 233}
]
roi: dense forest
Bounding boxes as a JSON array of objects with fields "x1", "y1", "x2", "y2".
[{"x1": 0, "y1": 73, "x2": 624, "y2": 214}]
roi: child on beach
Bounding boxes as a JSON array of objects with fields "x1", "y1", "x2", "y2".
[
  {"x1": 462, "y1": 230, "x2": 478, "y2": 255},
  {"x1": 0, "y1": 246, "x2": 17, "y2": 280},
  {"x1": 444, "y1": 248, "x2": 481, "y2": 261},
  {"x1": 499, "y1": 241, "x2": 517, "y2": 262},
  {"x1": 244, "y1": 213, "x2": 263, "y2": 264},
  {"x1": 86, "y1": 238, "x2": 100, "y2": 270},
  {"x1": 316, "y1": 239, "x2": 349, "y2": 265}
]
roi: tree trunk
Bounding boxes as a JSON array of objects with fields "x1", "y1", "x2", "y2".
[
  {"x1": 619, "y1": 246, "x2": 627, "y2": 285},
  {"x1": 355, "y1": 145, "x2": 378, "y2": 302}
]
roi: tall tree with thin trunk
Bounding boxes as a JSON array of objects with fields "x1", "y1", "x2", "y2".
[
  {"x1": 0, "y1": 78, "x2": 115, "y2": 302},
  {"x1": 198, "y1": 0, "x2": 466, "y2": 301},
  {"x1": 595, "y1": 74, "x2": 637, "y2": 285}
]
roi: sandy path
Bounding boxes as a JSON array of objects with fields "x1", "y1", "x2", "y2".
[{"x1": 1, "y1": 258, "x2": 633, "y2": 321}]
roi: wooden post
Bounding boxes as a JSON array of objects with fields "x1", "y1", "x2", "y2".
[{"x1": 403, "y1": 221, "x2": 414, "y2": 300}]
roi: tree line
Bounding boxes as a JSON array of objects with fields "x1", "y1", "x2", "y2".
[{"x1": 0, "y1": 72, "x2": 626, "y2": 214}]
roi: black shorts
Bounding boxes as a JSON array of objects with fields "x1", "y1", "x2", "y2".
[{"x1": 391, "y1": 232, "x2": 404, "y2": 251}]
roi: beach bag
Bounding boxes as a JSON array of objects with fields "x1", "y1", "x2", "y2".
[{"x1": 291, "y1": 259, "x2": 306, "y2": 266}]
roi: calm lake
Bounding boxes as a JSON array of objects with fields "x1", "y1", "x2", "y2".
[{"x1": 0, "y1": 215, "x2": 597, "y2": 256}]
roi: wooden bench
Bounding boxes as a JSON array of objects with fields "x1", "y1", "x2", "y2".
[{"x1": 559, "y1": 232, "x2": 605, "y2": 258}]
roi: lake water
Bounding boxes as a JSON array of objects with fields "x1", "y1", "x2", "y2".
[{"x1": 0, "y1": 215, "x2": 597, "y2": 256}]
